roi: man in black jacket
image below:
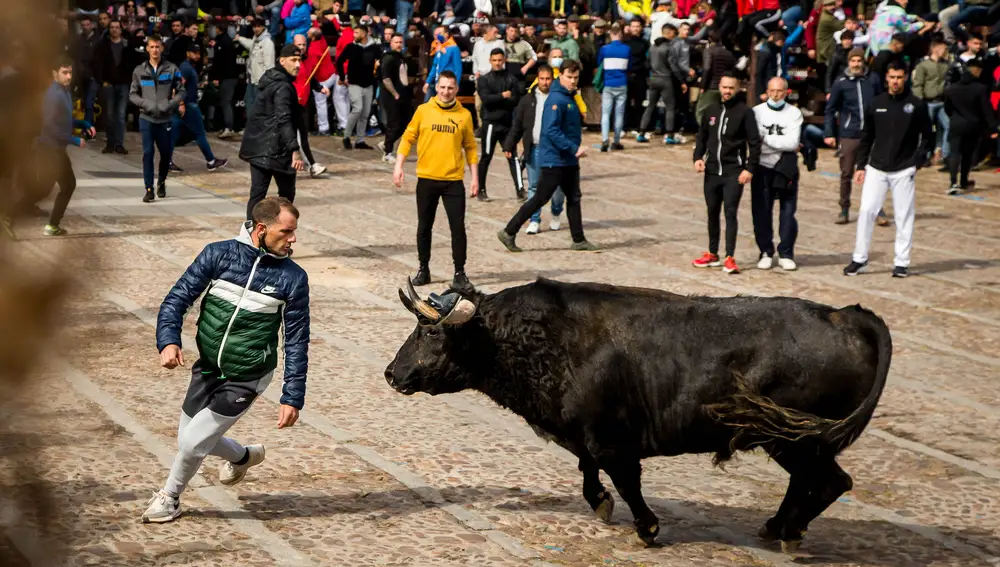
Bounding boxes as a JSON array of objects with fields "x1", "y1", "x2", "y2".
[
  {"x1": 944, "y1": 59, "x2": 999, "y2": 194},
  {"x1": 94, "y1": 19, "x2": 135, "y2": 155},
  {"x1": 379, "y1": 33, "x2": 410, "y2": 162},
  {"x1": 210, "y1": 23, "x2": 240, "y2": 139},
  {"x1": 503, "y1": 64, "x2": 564, "y2": 234},
  {"x1": 754, "y1": 29, "x2": 785, "y2": 103},
  {"x1": 692, "y1": 74, "x2": 761, "y2": 275},
  {"x1": 239, "y1": 45, "x2": 305, "y2": 220},
  {"x1": 625, "y1": 18, "x2": 649, "y2": 132},
  {"x1": 73, "y1": 15, "x2": 101, "y2": 128},
  {"x1": 845, "y1": 62, "x2": 933, "y2": 278},
  {"x1": 477, "y1": 48, "x2": 523, "y2": 202},
  {"x1": 335, "y1": 24, "x2": 382, "y2": 150}
]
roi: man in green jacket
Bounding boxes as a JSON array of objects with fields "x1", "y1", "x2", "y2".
[
  {"x1": 548, "y1": 18, "x2": 580, "y2": 62},
  {"x1": 913, "y1": 39, "x2": 950, "y2": 165},
  {"x1": 816, "y1": 0, "x2": 845, "y2": 66}
]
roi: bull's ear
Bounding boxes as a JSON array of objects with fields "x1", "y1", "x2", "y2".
[{"x1": 398, "y1": 288, "x2": 419, "y2": 316}]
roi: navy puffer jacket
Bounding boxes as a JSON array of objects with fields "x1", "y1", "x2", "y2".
[{"x1": 156, "y1": 221, "x2": 310, "y2": 409}]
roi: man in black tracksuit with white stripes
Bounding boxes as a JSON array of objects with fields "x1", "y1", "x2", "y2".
[
  {"x1": 692, "y1": 74, "x2": 762, "y2": 275},
  {"x1": 477, "y1": 48, "x2": 523, "y2": 202},
  {"x1": 845, "y1": 62, "x2": 933, "y2": 279}
]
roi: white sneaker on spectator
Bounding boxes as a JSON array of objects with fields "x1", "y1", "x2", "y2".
[
  {"x1": 526, "y1": 221, "x2": 540, "y2": 234},
  {"x1": 757, "y1": 256, "x2": 773, "y2": 270},
  {"x1": 383, "y1": 152, "x2": 396, "y2": 163},
  {"x1": 309, "y1": 164, "x2": 327, "y2": 177},
  {"x1": 736, "y1": 56, "x2": 748, "y2": 71},
  {"x1": 550, "y1": 214, "x2": 561, "y2": 231},
  {"x1": 218, "y1": 128, "x2": 234, "y2": 139},
  {"x1": 778, "y1": 257, "x2": 797, "y2": 271},
  {"x1": 377, "y1": 140, "x2": 386, "y2": 153}
]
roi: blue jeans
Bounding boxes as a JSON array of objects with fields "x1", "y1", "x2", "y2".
[
  {"x1": 268, "y1": 5, "x2": 282, "y2": 37},
  {"x1": 245, "y1": 83, "x2": 258, "y2": 115},
  {"x1": 171, "y1": 106, "x2": 216, "y2": 163},
  {"x1": 395, "y1": 0, "x2": 413, "y2": 32},
  {"x1": 101, "y1": 84, "x2": 129, "y2": 147},
  {"x1": 927, "y1": 101, "x2": 950, "y2": 158},
  {"x1": 782, "y1": 5, "x2": 802, "y2": 36},
  {"x1": 140, "y1": 119, "x2": 173, "y2": 189},
  {"x1": 601, "y1": 86, "x2": 627, "y2": 144},
  {"x1": 949, "y1": 4, "x2": 988, "y2": 37},
  {"x1": 527, "y1": 146, "x2": 565, "y2": 223}
]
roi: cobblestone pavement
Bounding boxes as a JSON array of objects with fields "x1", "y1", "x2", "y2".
[{"x1": 2, "y1": 128, "x2": 1000, "y2": 566}]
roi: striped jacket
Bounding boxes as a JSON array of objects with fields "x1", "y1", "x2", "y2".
[
  {"x1": 128, "y1": 59, "x2": 185, "y2": 124},
  {"x1": 598, "y1": 40, "x2": 631, "y2": 88},
  {"x1": 156, "y1": 221, "x2": 310, "y2": 409}
]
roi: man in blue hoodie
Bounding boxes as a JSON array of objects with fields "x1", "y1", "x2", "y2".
[
  {"x1": 497, "y1": 60, "x2": 599, "y2": 252},
  {"x1": 424, "y1": 25, "x2": 462, "y2": 103},
  {"x1": 31, "y1": 57, "x2": 95, "y2": 237},
  {"x1": 283, "y1": 0, "x2": 313, "y2": 45},
  {"x1": 597, "y1": 23, "x2": 631, "y2": 152}
]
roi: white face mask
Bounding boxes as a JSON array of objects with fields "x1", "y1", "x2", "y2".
[{"x1": 549, "y1": 57, "x2": 563, "y2": 69}]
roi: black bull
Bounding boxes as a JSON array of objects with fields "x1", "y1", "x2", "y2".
[{"x1": 385, "y1": 278, "x2": 892, "y2": 551}]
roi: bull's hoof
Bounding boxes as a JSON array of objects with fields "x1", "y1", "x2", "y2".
[
  {"x1": 634, "y1": 522, "x2": 660, "y2": 547},
  {"x1": 780, "y1": 539, "x2": 804, "y2": 555},
  {"x1": 757, "y1": 523, "x2": 780, "y2": 542},
  {"x1": 594, "y1": 491, "x2": 615, "y2": 523}
]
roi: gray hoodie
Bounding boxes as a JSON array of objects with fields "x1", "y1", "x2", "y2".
[
  {"x1": 648, "y1": 37, "x2": 672, "y2": 81},
  {"x1": 128, "y1": 59, "x2": 185, "y2": 124},
  {"x1": 236, "y1": 29, "x2": 276, "y2": 86}
]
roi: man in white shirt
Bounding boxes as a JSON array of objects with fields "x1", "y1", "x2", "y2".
[
  {"x1": 750, "y1": 77, "x2": 803, "y2": 271},
  {"x1": 472, "y1": 24, "x2": 504, "y2": 119}
]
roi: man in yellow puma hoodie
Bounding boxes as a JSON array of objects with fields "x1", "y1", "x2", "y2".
[{"x1": 394, "y1": 70, "x2": 480, "y2": 294}]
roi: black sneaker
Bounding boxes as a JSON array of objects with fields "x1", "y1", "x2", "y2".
[
  {"x1": 600, "y1": 141, "x2": 609, "y2": 153},
  {"x1": 515, "y1": 188, "x2": 526, "y2": 201},
  {"x1": 476, "y1": 189, "x2": 491, "y2": 202},
  {"x1": 611, "y1": 142, "x2": 625, "y2": 151},
  {"x1": 834, "y1": 208, "x2": 849, "y2": 225},
  {"x1": 804, "y1": 146, "x2": 818, "y2": 172},
  {"x1": 114, "y1": 145, "x2": 129, "y2": 155},
  {"x1": 354, "y1": 140, "x2": 373, "y2": 150},
  {"x1": 892, "y1": 266, "x2": 909, "y2": 278},
  {"x1": 571, "y1": 240, "x2": 601, "y2": 251},
  {"x1": 843, "y1": 260, "x2": 867, "y2": 276},
  {"x1": 412, "y1": 265, "x2": 431, "y2": 286},
  {"x1": 102, "y1": 145, "x2": 114, "y2": 154},
  {"x1": 450, "y1": 271, "x2": 475, "y2": 295},
  {"x1": 947, "y1": 184, "x2": 963, "y2": 196},
  {"x1": 143, "y1": 188, "x2": 155, "y2": 203},
  {"x1": 207, "y1": 158, "x2": 229, "y2": 171},
  {"x1": 343, "y1": 138, "x2": 353, "y2": 150},
  {"x1": 157, "y1": 183, "x2": 166, "y2": 199},
  {"x1": 496, "y1": 229, "x2": 522, "y2": 252},
  {"x1": 168, "y1": 162, "x2": 183, "y2": 173}
]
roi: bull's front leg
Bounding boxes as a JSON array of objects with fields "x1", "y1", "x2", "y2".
[
  {"x1": 578, "y1": 455, "x2": 615, "y2": 523},
  {"x1": 601, "y1": 459, "x2": 660, "y2": 546}
]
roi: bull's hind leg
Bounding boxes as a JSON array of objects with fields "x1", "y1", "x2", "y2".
[
  {"x1": 764, "y1": 450, "x2": 854, "y2": 552},
  {"x1": 600, "y1": 459, "x2": 660, "y2": 546},
  {"x1": 578, "y1": 455, "x2": 615, "y2": 523}
]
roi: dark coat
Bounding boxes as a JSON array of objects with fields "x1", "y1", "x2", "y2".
[
  {"x1": 503, "y1": 90, "x2": 540, "y2": 162},
  {"x1": 239, "y1": 67, "x2": 300, "y2": 173},
  {"x1": 944, "y1": 72, "x2": 999, "y2": 135}
]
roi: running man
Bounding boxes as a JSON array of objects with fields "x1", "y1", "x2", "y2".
[
  {"x1": 168, "y1": 44, "x2": 229, "y2": 173},
  {"x1": 144, "y1": 196, "x2": 310, "y2": 523},
  {"x1": 393, "y1": 70, "x2": 479, "y2": 294}
]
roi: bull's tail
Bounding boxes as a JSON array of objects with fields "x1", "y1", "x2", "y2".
[{"x1": 705, "y1": 306, "x2": 892, "y2": 458}]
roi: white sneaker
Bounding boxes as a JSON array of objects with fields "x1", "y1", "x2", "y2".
[
  {"x1": 382, "y1": 152, "x2": 396, "y2": 163},
  {"x1": 674, "y1": 134, "x2": 687, "y2": 144},
  {"x1": 778, "y1": 257, "x2": 797, "y2": 271},
  {"x1": 218, "y1": 128, "x2": 234, "y2": 139},
  {"x1": 309, "y1": 164, "x2": 327, "y2": 177},
  {"x1": 526, "y1": 221, "x2": 540, "y2": 234},
  {"x1": 377, "y1": 140, "x2": 386, "y2": 153},
  {"x1": 219, "y1": 444, "x2": 265, "y2": 486},
  {"x1": 736, "y1": 56, "x2": 748, "y2": 71},
  {"x1": 757, "y1": 256, "x2": 773, "y2": 270},
  {"x1": 141, "y1": 490, "x2": 181, "y2": 524},
  {"x1": 550, "y1": 214, "x2": 562, "y2": 231}
]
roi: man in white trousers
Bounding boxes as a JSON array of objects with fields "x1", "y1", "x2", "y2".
[
  {"x1": 143, "y1": 197, "x2": 310, "y2": 523},
  {"x1": 844, "y1": 62, "x2": 933, "y2": 279}
]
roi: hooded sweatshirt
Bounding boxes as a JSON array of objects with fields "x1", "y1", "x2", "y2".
[
  {"x1": 397, "y1": 97, "x2": 478, "y2": 181},
  {"x1": 426, "y1": 37, "x2": 462, "y2": 86}
]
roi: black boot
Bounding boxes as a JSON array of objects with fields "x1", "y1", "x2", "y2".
[
  {"x1": 451, "y1": 271, "x2": 475, "y2": 295},
  {"x1": 412, "y1": 265, "x2": 431, "y2": 286},
  {"x1": 143, "y1": 188, "x2": 155, "y2": 203},
  {"x1": 157, "y1": 182, "x2": 166, "y2": 198}
]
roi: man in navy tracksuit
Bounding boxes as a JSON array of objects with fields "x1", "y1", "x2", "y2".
[
  {"x1": 597, "y1": 23, "x2": 631, "y2": 152},
  {"x1": 169, "y1": 44, "x2": 228, "y2": 174},
  {"x1": 30, "y1": 57, "x2": 95, "y2": 237},
  {"x1": 497, "y1": 60, "x2": 599, "y2": 252}
]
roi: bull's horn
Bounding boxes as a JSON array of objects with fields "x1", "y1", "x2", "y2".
[
  {"x1": 406, "y1": 277, "x2": 441, "y2": 321},
  {"x1": 441, "y1": 298, "x2": 477, "y2": 325}
]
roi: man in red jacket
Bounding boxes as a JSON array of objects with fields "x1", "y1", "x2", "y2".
[{"x1": 300, "y1": 27, "x2": 338, "y2": 136}]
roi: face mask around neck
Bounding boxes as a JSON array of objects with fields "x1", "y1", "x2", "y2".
[{"x1": 766, "y1": 98, "x2": 785, "y2": 110}]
